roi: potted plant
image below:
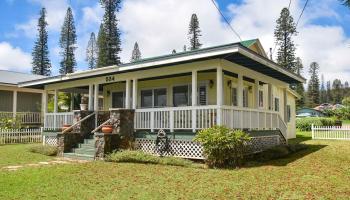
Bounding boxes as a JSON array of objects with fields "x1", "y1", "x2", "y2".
[
  {"x1": 80, "y1": 96, "x2": 88, "y2": 111},
  {"x1": 62, "y1": 124, "x2": 72, "y2": 133},
  {"x1": 101, "y1": 125, "x2": 113, "y2": 134}
]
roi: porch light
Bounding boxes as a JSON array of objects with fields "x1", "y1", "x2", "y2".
[{"x1": 209, "y1": 80, "x2": 214, "y2": 88}]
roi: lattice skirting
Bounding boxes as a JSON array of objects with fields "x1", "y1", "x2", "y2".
[
  {"x1": 43, "y1": 135, "x2": 58, "y2": 146},
  {"x1": 135, "y1": 135, "x2": 281, "y2": 159}
]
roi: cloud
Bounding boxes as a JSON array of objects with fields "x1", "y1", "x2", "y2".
[{"x1": 0, "y1": 42, "x2": 31, "y2": 72}]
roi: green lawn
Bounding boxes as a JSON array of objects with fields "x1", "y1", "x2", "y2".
[{"x1": 1, "y1": 132, "x2": 350, "y2": 199}]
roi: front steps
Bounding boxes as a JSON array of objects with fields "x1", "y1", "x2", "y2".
[{"x1": 63, "y1": 138, "x2": 95, "y2": 161}]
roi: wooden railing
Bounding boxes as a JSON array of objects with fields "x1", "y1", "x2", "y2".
[
  {"x1": 0, "y1": 112, "x2": 42, "y2": 124},
  {"x1": 62, "y1": 112, "x2": 96, "y2": 134},
  {"x1": 134, "y1": 105, "x2": 288, "y2": 140},
  {"x1": 44, "y1": 112, "x2": 74, "y2": 128}
]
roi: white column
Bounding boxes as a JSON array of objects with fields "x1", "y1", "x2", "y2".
[
  {"x1": 42, "y1": 91, "x2": 48, "y2": 127},
  {"x1": 254, "y1": 79, "x2": 260, "y2": 109},
  {"x1": 132, "y1": 78, "x2": 138, "y2": 109},
  {"x1": 192, "y1": 70, "x2": 197, "y2": 132},
  {"x1": 88, "y1": 84, "x2": 93, "y2": 110},
  {"x1": 216, "y1": 66, "x2": 223, "y2": 125},
  {"x1": 12, "y1": 90, "x2": 17, "y2": 119},
  {"x1": 237, "y1": 74, "x2": 243, "y2": 107},
  {"x1": 53, "y1": 89, "x2": 58, "y2": 128},
  {"x1": 283, "y1": 88, "x2": 287, "y2": 122},
  {"x1": 94, "y1": 84, "x2": 99, "y2": 111},
  {"x1": 125, "y1": 79, "x2": 131, "y2": 109},
  {"x1": 70, "y1": 93, "x2": 74, "y2": 111},
  {"x1": 268, "y1": 83, "x2": 273, "y2": 110}
]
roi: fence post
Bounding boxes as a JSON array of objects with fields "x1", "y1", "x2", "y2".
[{"x1": 311, "y1": 124, "x2": 314, "y2": 139}]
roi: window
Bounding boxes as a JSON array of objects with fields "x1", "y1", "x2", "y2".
[
  {"x1": 198, "y1": 85, "x2": 207, "y2": 105},
  {"x1": 232, "y1": 87, "x2": 238, "y2": 106},
  {"x1": 173, "y1": 85, "x2": 189, "y2": 107},
  {"x1": 259, "y1": 90, "x2": 264, "y2": 108},
  {"x1": 154, "y1": 88, "x2": 167, "y2": 107},
  {"x1": 141, "y1": 90, "x2": 153, "y2": 108},
  {"x1": 112, "y1": 92, "x2": 124, "y2": 108},
  {"x1": 243, "y1": 88, "x2": 249, "y2": 107},
  {"x1": 274, "y1": 97, "x2": 280, "y2": 111},
  {"x1": 287, "y1": 105, "x2": 291, "y2": 122}
]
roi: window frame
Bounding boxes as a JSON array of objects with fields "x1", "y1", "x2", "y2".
[
  {"x1": 172, "y1": 82, "x2": 208, "y2": 107},
  {"x1": 259, "y1": 90, "x2": 264, "y2": 108},
  {"x1": 111, "y1": 91, "x2": 125, "y2": 108},
  {"x1": 274, "y1": 97, "x2": 280, "y2": 112},
  {"x1": 140, "y1": 87, "x2": 168, "y2": 108}
]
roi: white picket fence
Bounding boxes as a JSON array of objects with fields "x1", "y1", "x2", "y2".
[
  {"x1": 0, "y1": 129, "x2": 42, "y2": 144},
  {"x1": 312, "y1": 124, "x2": 350, "y2": 140}
]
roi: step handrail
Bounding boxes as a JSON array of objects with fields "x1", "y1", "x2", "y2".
[
  {"x1": 62, "y1": 112, "x2": 96, "y2": 134},
  {"x1": 91, "y1": 118, "x2": 120, "y2": 134}
]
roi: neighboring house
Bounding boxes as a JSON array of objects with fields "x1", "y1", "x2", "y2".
[
  {"x1": 20, "y1": 39, "x2": 305, "y2": 140},
  {"x1": 0, "y1": 70, "x2": 45, "y2": 126},
  {"x1": 296, "y1": 108, "x2": 324, "y2": 118}
]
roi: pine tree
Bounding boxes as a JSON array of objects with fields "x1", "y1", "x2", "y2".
[
  {"x1": 86, "y1": 32, "x2": 98, "y2": 70},
  {"x1": 183, "y1": 45, "x2": 187, "y2": 52},
  {"x1": 307, "y1": 62, "x2": 320, "y2": 107},
  {"x1": 172, "y1": 49, "x2": 176, "y2": 54},
  {"x1": 59, "y1": 7, "x2": 77, "y2": 75},
  {"x1": 320, "y1": 74, "x2": 326, "y2": 103},
  {"x1": 345, "y1": 81, "x2": 349, "y2": 88},
  {"x1": 295, "y1": 57, "x2": 305, "y2": 107},
  {"x1": 131, "y1": 42, "x2": 141, "y2": 62},
  {"x1": 274, "y1": 8, "x2": 298, "y2": 72},
  {"x1": 340, "y1": 0, "x2": 350, "y2": 7},
  {"x1": 98, "y1": 0, "x2": 122, "y2": 67},
  {"x1": 332, "y1": 79, "x2": 343, "y2": 104},
  {"x1": 326, "y1": 81, "x2": 332, "y2": 102},
  {"x1": 188, "y1": 14, "x2": 202, "y2": 50},
  {"x1": 31, "y1": 8, "x2": 51, "y2": 76},
  {"x1": 97, "y1": 24, "x2": 108, "y2": 68}
]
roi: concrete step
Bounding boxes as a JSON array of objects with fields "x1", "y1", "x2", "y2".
[
  {"x1": 63, "y1": 153, "x2": 94, "y2": 161},
  {"x1": 79, "y1": 143, "x2": 95, "y2": 148},
  {"x1": 84, "y1": 139, "x2": 95, "y2": 144},
  {"x1": 74, "y1": 148, "x2": 95, "y2": 155}
]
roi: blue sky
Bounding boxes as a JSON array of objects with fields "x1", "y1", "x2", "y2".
[{"x1": 0, "y1": 0, "x2": 349, "y2": 81}]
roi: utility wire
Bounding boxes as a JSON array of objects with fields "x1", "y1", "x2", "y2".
[
  {"x1": 296, "y1": 0, "x2": 309, "y2": 27},
  {"x1": 210, "y1": 0, "x2": 242, "y2": 41}
]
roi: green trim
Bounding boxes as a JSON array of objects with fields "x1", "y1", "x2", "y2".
[{"x1": 240, "y1": 39, "x2": 257, "y2": 48}]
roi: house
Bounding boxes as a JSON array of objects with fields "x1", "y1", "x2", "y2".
[
  {"x1": 0, "y1": 70, "x2": 45, "y2": 126},
  {"x1": 20, "y1": 39, "x2": 305, "y2": 159},
  {"x1": 296, "y1": 108, "x2": 324, "y2": 117}
]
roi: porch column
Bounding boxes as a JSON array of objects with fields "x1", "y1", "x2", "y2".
[
  {"x1": 283, "y1": 88, "x2": 287, "y2": 122},
  {"x1": 254, "y1": 79, "x2": 260, "y2": 109},
  {"x1": 192, "y1": 70, "x2": 197, "y2": 132},
  {"x1": 125, "y1": 79, "x2": 131, "y2": 109},
  {"x1": 42, "y1": 91, "x2": 48, "y2": 127},
  {"x1": 53, "y1": 89, "x2": 58, "y2": 128},
  {"x1": 237, "y1": 74, "x2": 243, "y2": 107},
  {"x1": 12, "y1": 90, "x2": 17, "y2": 119},
  {"x1": 216, "y1": 66, "x2": 223, "y2": 125},
  {"x1": 132, "y1": 78, "x2": 138, "y2": 109},
  {"x1": 70, "y1": 93, "x2": 74, "y2": 111},
  {"x1": 88, "y1": 84, "x2": 93, "y2": 110},
  {"x1": 268, "y1": 83, "x2": 273, "y2": 110},
  {"x1": 94, "y1": 84, "x2": 99, "y2": 111}
]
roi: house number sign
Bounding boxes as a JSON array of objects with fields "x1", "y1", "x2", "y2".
[{"x1": 105, "y1": 76, "x2": 115, "y2": 83}]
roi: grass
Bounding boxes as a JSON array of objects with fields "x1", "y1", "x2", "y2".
[
  {"x1": 0, "y1": 144, "x2": 53, "y2": 167},
  {"x1": 0, "y1": 132, "x2": 350, "y2": 199}
]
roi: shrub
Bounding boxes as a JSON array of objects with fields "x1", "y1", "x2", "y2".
[
  {"x1": 296, "y1": 117, "x2": 337, "y2": 131},
  {"x1": 194, "y1": 126, "x2": 251, "y2": 168},
  {"x1": 0, "y1": 117, "x2": 22, "y2": 129},
  {"x1": 105, "y1": 150, "x2": 193, "y2": 167},
  {"x1": 29, "y1": 145, "x2": 58, "y2": 156}
]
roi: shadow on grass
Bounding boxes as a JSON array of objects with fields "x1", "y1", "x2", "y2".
[{"x1": 244, "y1": 133, "x2": 326, "y2": 168}]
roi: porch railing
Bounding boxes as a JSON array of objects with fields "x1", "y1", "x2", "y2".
[
  {"x1": 0, "y1": 112, "x2": 42, "y2": 124},
  {"x1": 135, "y1": 105, "x2": 287, "y2": 139},
  {"x1": 44, "y1": 112, "x2": 74, "y2": 129}
]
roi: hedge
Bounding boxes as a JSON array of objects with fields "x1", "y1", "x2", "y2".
[{"x1": 296, "y1": 117, "x2": 337, "y2": 131}]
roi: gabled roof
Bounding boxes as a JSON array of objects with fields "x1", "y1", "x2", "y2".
[
  {"x1": 19, "y1": 40, "x2": 306, "y2": 89},
  {"x1": 0, "y1": 70, "x2": 46, "y2": 86}
]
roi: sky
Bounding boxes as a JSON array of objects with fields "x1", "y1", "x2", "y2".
[{"x1": 0, "y1": 0, "x2": 349, "y2": 83}]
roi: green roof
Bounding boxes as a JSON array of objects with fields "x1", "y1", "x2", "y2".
[{"x1": 240, "y1": 39, "x2": 257, "y2": 48}]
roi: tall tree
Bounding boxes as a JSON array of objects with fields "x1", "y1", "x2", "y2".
[
  {"x1": 97, "y1": 24, "x2": 108, "y2": 68},
  {"x1": 131, "y1": 42, "x2": 141, "y2": 62},
  {"x1": 59, "y1": 7, "x2": 77, "y2": 74},
  {"x1": 326, "y1": 81, "x2": 332, "y2": 103},
  {"x1": 332, "y1": 79, "x2": 343, "y2": 104},
  {"x1": 344, "y1": 81, "x2": 349, "y2": 88},
  {"x1": 188, "y1": 13, "x2": 202, "y2": 50},
  {"x1": 307, "y1": 62, "x2": 320, "y2": 107},
  {"x1": 340, "y1": 0, "x2": 350, "y2": 7},
  {"x1": 86, "y1": 32, "x2": 98, "y2": 70},
  {"x1": 320, "y1": 74, "x2": 326, "y2": 103},
  {"x1": 31, "y1": 8, "x2": 51, "y2": 76},
  {"x1": 98, "y1": 0, "x2": 122, "y2": 67},
  {"x1": 295, "y1": 57, "x2": 305, "y2": 108},
  {"x1": 274, "y1": 8, "x2": 298, "y2": 72}
]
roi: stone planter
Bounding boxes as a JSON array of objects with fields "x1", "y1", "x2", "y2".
[{"x1": 101, "y1": 125, "x2": 113, "y2": 134}]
